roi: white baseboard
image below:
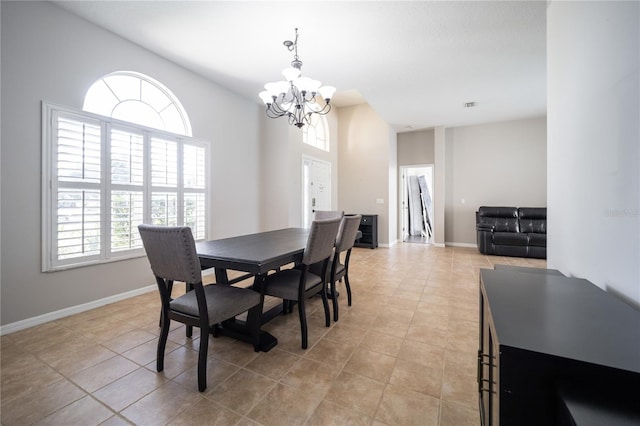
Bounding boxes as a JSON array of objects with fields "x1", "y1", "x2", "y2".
[
  {"x1": 445, "y1": 242, "x2": 477, "y2": 248},
  {"x1": 0, "y1": 285, "x2": 156, "y2": 336}
]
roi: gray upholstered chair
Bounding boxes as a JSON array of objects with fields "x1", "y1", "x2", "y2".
[
  {"x1": 138, "y1": 224, "x2": 262, "y2": 392},
  {"x1": 328, "y1": 214, "x2": 361, "y2": 321},
  {"x1": 263, "y1": 218, "x2": 341, "y2": 349},
  {"x1": 311, "y1": 214, "x2": 361, "y2": 321},
  {"x1": 313, "y1": 210, "x2": 344, "y2": 221}
]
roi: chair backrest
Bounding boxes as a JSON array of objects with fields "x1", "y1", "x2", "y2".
[
  {"x1": 138, "y1": 224, "x2": 202, "y2": 284},
  {"x1": 336, "y1": 214, "x2": 362, "y2": 253},
  {"x1": 313, "y1": 210, "x2": 344, "y2": 221},
  {"x1": 302, "y1": 218, "x2": 341, "y2": 266}
]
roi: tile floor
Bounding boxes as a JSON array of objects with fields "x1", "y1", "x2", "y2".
[{"x1": 1, "y1": 244, "x2": 546, "y2": 425}]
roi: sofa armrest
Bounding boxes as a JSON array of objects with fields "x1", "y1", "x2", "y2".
[
  {"x1": 477, "y1": 224, "x2": 495, "y2": 232},
  {"x1": 476, "y1": 227, "x2": 494, "y2": 254}
]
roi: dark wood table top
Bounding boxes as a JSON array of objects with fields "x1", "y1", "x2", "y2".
[
  {"x1": 196, "y1": 228, "x2": 309, "y2": 275},
  {"x1": 480, "y1": 268, "x2": 640, "y2": 375}
]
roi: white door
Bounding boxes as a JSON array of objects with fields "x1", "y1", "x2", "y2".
[{"x1": 302, "y1": 156, "x2": 331, "y2": 228}]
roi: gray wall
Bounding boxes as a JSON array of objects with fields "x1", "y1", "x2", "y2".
[
  {"x1": 444, "y1": 117, "x2": 547, "y2": 245},
  {"x1": 337, "y1": 104, "x2": 397, "y2": 246},
  {"x1": 547, "y1": 1, "x2": 639, "y2": 306},
  {"x1": 397, "y1": 129, "x2": 435, "y2": 165},
  {"x1": 0, "y1": 1, "x2": 262, "y2": 326}
]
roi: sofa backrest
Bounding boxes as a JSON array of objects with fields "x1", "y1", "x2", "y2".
[
  {"x1": 518, "y1": 207, "x2": 547, "y2": 234},
  {"x1": 477, "y1": 206, "x2": 519, "y2": 232}
]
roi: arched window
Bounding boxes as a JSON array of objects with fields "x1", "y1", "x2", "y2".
[
  {"x1": 303, "y1": 113, "x2": 329, "y2": 152},
  {"x1": 83, "y1": 71, "x2": 192, "y2": 136},
  {"x1": 42, "y1": 72, "x2": 208, "y2": 271}
]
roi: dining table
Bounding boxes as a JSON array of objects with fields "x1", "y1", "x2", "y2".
[{"x1": 195, "y1": 227, "x2": 310, "y2": 351}]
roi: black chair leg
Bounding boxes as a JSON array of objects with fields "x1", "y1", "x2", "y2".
[
  {"x1": 159, "y1": 280, "x2": 175, "y2": 328},
  {"x1": 197, "y1": 326, "x2": 209, "y2": 392},
  {"x1": 331, "y1": 281, "x2": 339, "y2": 322},
  {"x1": 298, "y1": 298, "x2": 308, "y2": 349},
  {"x1": 157, "y1": 310, "x2": 170, "y2": 372},
  {"x1": 320, "y1": 286, "x2": 331, "y2": 327},
  {"x1": 345, "y1": 275, "x2": 352, "y2": 306}
]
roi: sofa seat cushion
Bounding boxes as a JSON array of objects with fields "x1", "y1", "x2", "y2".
[
  {"x1": 528, "y1": 233, "x2": 546, "y2": 247},
  {"x1": 493, "y1": 232, "x2": 529, "y2": 246}
]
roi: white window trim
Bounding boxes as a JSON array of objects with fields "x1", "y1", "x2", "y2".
[{"x1": 42, "y1": 101, "x2": 210, "y2": 272}]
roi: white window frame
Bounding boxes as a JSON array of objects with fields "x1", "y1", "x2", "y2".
[
  {"x1": 42, "y1": 102, "x2": 210, "y2": 272},
  {"x1": 302, "y1": 113, "x2": 330, "y2": 152}
]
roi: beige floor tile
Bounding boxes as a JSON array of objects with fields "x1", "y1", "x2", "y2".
[
  {"x1": 244, "y1": 348, "x2": 300, "y2": 380},
  {"x1": 280, "y1": 357, "x2": 340, "y2": 394},
  {"x1": 1, "y1": 354, "x2": 65, "y2": 403},
  {"x1": 304, "y1": 336, "x2": 358, "y2": 368},
  {"x1": 343, "y1": 347, "x2": 397, "y2": 383},
  {"x1": 120, "y1": 381, "x2": 202, "y2": 425},
  {"x1": 99, "y1": 415, "x2": 134, "y2": 426},
  {"x1": 375, "y1": 383, "x2": 440, "y2": 426},
  {"x1": 70, "y1": 355, "x2": 139, "y2": 392},
  {"x1": 102, "y1": 329, "x2": 158, "y2": 353},
  {"x1": 406, "y1": 324, "x2": 449, "y2": 348},
  {"x1": 398, "y1": 339, "x2": 445, "y2": 369},
  {"x1": 306, "y1": 399, "x2": 372, "y2": 426},
  {"x1": 166, "y1": 398, "x2": 241, "y2": 425},
  {"x1": 39, "y1": 341, "x2": 117, "y2": 376},
  {"x1": 33, "y1": 395, "x2": 113, "y2": 426},
  {"x1": 206, "y1": 368, "x2": 277, "y2": 415},
  {"x1": 323, "y1": 322, "x2": 367, "y2": 345},
  {"x1": 93, "y1": 367, "x2": 167, "y2": 412},
  {"x1": 247, "y1": 383, "x2": 323, "y2": 426},
  {"x1": 444, "y1": 349, "x2": 477, "y2": 378},
  {"x1": 323, "y1": 371, "x2": 385, "y2": 417},
  {"x1": 441, "y1": 370, "x2": 478, "y2": 410},
  {"x1": 440, "y1": 400, "x2": 481, "y2": 426},
  {"x1": 360, "y1": 330, "x2": 404, "y2": 356},
  {"x1": 210, "y1": 339, "x2": 261, "y2": 367},
  {"x1": 389, "y1": 358, "x2": 442, "y2": 397},
  {"x1": 1, "y1": 379, "x2": 86, "y2": 425}
]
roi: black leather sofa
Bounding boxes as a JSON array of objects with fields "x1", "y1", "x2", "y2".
[{"x1": 476, "y1": 206, "x2": 547, "y2": 259}]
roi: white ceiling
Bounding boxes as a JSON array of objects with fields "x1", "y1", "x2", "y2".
[{"x1": 53, "y1": 1, "x2": 547, "y2": 132}]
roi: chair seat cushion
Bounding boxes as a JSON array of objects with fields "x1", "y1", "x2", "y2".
[
  {"x1": 265, "y1": 269, "x2": 323, "y2": 300},
  {"x1": 170, "y1": 284, "x2": 260, "y2": 325}
]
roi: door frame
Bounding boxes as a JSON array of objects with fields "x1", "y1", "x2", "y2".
[{"x1": 399, "y1": 164, "x2": 434, "y2": 243}]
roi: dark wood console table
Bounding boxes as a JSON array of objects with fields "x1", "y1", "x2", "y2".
[{"x1": 478, "y1": 268, "x2": 640, "y2": 426}]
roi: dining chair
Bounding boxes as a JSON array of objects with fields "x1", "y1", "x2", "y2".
[
  {"x1": 313, "y1": 210, "x2": 344, "y2": 220},
  {"x1": 263, "y1": 218, "x2": 341, "y2": 349},
  {"x1": 138, "y1": 224, "x2": 262, "y2": 392},
  {"x1": 311, "y1": 214, "x2": 362, "y2": 321}
]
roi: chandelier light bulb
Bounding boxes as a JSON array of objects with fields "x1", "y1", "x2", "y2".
[
  {"x1": 318, "y1": 86, "x2": 336, "y2": 101},
  {"x1": 282, "y1": 67, "x2": 302, "y2": 82}
]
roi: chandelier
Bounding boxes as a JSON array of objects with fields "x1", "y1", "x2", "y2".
[{"x1": 259, "y1": 28, "x2": 336, "y2": 128}]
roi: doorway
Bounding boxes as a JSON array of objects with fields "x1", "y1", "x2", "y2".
[
  {"x1": 302, "y1": 156, "x2": 331, "y2": 228},
  {"x1": 400, "y1": 165, "x2": 434, "y2": 244}
]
